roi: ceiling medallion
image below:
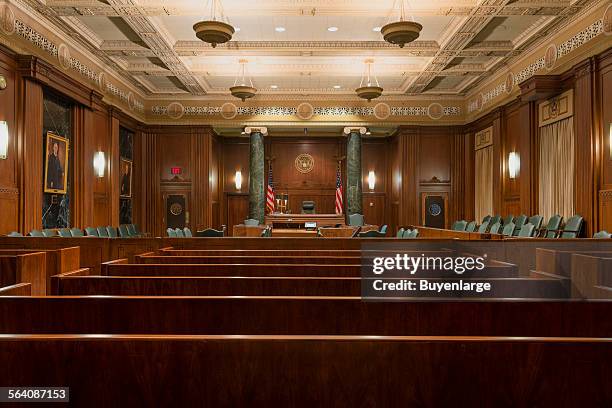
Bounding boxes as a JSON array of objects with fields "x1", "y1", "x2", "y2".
[
  {"x1": 230, "y1": 60, "x2": 257, "y2": 101},
  {"x1": 295, "y1": 154, "x2": 314, "y2": 174},
  {"x1": 381, "y1": 0, "x2": 422, "y2": 48},
  {"x1": 356, "y1": 60, "x2": 383, "y2": 102},
  {"x1": 193, "y1": 0, "x2": 234, "y2": 48}
]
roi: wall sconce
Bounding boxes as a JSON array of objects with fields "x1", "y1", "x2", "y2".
[
  {"x1": 93, "y1": 151, "x2": 106, "y2": 178},
  {"x1": 508, "y1": 152, "x2": 520, "y2": 179},
  {"x1": 0, "y1": 121, "x2": 8, "y2": 160},
  {"x1": 0, "y1": 74, "x2": 6, "y2": 90},
  {"x1": 368, "y1": 170, "x2": 376, "y2": 190},
  {"x1": 235, "y1": 170, "x2": 243, "y2": 190}
]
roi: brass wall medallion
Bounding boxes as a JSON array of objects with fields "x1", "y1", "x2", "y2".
[
  {"x1": 170, "y1": 203, "x2": 183, "y2": 216},
  {"x1": 295, "y1": 154, "x2": 314, "y2": 173}
]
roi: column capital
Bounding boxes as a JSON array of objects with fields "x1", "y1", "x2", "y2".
[
  {"x1": 245, "y1": 127, "x2": 268, "y2": 136},
  {"x1": 343, "y1": 127, "x2": 367, "y2": 135}
]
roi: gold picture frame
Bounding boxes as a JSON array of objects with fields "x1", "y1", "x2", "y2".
[
  {"x1": 44, "y1": 132, "x2": 69, "y2": 194},
  {"x1": 120, "y1": 158, "x2": 133, "y2": 198}
]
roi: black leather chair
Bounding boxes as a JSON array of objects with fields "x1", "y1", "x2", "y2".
[{"x1": 302, "y1": 201, "x2": 315, "y2": 214}]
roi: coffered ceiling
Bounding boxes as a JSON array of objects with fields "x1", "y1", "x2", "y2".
[{"x1": 26, "y1": 0, "x2": 598, "y2": 98}]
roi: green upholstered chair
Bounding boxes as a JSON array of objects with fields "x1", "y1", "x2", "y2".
[
  {"x1": 502, "y1": 215, "x2": 514, "y2": 226},
  {"x1": 97, "y1": 227, "x2": 110, "y2": 238},
  {"x1": 489, "y1": 222, "x2": 502, "y2": 234},
  {"x1": 402, "y1": 229, "x2": 412, "y2": 238},
  {"x1": 42, "y1": 229, "x2": 57, "y2": 237},
  {"x1": 358, "y1": 230, "x2": 386, "y2": 238},
  {"x1": 489, "y1": 215, "x2": 501, "y2": 227},
  {"x1": 518, "y1": 223, "x2": 535, "y2": 237},
  {"x1": 451, "y1": 220, "x2": 467, "y2": 231},
  {"x1": 126, "y1": 224, "x2": 138, "y2": 237},
  {"x1": 528, "y1": 215, "x2": 544, "y2": 231},
  {"x1": 58, "y1": 228, "x2": 72, "y2": 237},
  {"x1": 183, "y1": 227, "x2": 193, "y2": 238},
  {"x1": 348, "y1": 214, "x2": 365, "y2": 227},
  {"x1": 244, "y1": 219, "x2": 259, "y2": 226},
  {"x1": 593, "y1": 230, "x2": 612, "y2": 239},
  {"x1": 396, "y1": 228, "x2": 405, "y2": 238},
  {"x1": 260, "y1": 227, "x2": 272, "y2": 237},
  {"x1": 175, "y1": 228, "x2": 185, "y2": 238},
  {"x1": 560, "y1": 215, "x2": 583, "y2": 238},
  {"x1": 70, "y1": 228, "x2": 84, "y2": 237},
  {"x1": 106, "y1": 226, "x2": 118, "y2": 238},
  {"x1": 167, "y1": 228, "x2": 177, "y2": 237},
  {"x1": 84, "y1": 227, "x2": 99, "y2": 237},
  {"x1": 465, "y1": 221, "x2": 477, "y2": 233},
  {"x1": 542, "y1": 214, "x2": 563, "y2": 238},
  {"x1": 501, "y1": 222, "x2": 515, "y2": 237},
  {"x1": 7, "y1": 232, "x2": 23, "y2": 237},
  {"x1": 379, "y1": 225, "x2": 388, "y2": 235},
  {"x1": 29, "y1": 230, "x2": 44, "y2": 237},
  {"x1": 406, "y1": 229, "x2": 419, "y2": 238},
  {"x1": 481, "y1": 215, "x2": 491, "y2": 224},
  {"x1": 477, "y1": 221, "x2": 490, "y2": 234},
  {"x1": 195, "y1": 228, "x2": 224, "y2": 237},
  {"x1": 118, "y1": 225, "x2": 130, "y2": 238},
  {"x1": 513, "y1": 215, "x2": 528, "y2": 236}
]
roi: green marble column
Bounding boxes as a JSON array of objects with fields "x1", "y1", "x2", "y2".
[
  {"x1": 346, "y1": 130, "x2": 363, "y2": 215},
  {"x1": 248, "y1": 131, "x2": 265, "y2": 223}
]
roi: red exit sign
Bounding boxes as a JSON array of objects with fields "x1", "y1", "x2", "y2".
[{"x1": 171, "y1": 167, "x2": 182, "y2": 175}]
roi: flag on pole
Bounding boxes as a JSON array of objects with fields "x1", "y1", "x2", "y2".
[
  {"x1": 266, "y1": 163, "x2": 275, "y2": 214},
  {"x1": 335, "y1": 164, "x2": 343, "y2": 215}
]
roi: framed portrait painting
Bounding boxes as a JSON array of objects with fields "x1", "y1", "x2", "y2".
[
  {"x1": 120, "y1": 158, "x2": 133, "y2": 198},
  {"x1": 44, "y1": 132, "x2": 69, "y2": 194}
]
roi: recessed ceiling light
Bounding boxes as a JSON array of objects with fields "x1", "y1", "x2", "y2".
[
  {"x1": 327, "y1": 26, "x2": 338, "y2": 32},
  {"x1": 373, "y1": 26, "x2": 382, "y2": 32},
  {"x1": 270, "y1": 85, "x2": 278, "y2": 89},
  {"x1": 235, "y1": 27, "x2": 241, "y2": 32},
  {"x1": 333, "y1": 85, "x2": 341, "y2": 89},
  {"x1": 275, "y1": 26, "x2": 286, "y2": 32}
]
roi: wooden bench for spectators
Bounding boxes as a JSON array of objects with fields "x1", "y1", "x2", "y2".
[
  {"x1": 136, "y1": 255, "x2": 362, "y2": 265},
  {"x1": 52, "y1": 276, "x2": 361, "y2": 296},
  {"x1": 0, "y1": 247, "x2": 80, "y2": 294},
  {"x1": 1, "y1": 297, "x2": 608, "y2": 336},
  {"x1": 53, "y1": 275, "x2": 567, "y2": 298},
  {"x1": 158, "y1": 248, "x2": 363, "y2": 257},
  {"x1": 0, "y1": 283, "x2": 31, "y2": 296},
  {"x1": 0, "y1": 252, "x2": 47, "y2": 295},
  {"x1": 570, "y1": 254, "x2": 612, "y2": 299},
  {"x1": 0, "y1": 334, "x2": 609, "y2": 407}
]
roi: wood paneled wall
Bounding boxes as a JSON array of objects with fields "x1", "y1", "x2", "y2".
[{"x1": 0, "y1": 43, "x2": 609, "y2": 236}]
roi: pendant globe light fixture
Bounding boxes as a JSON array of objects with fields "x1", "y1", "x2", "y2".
[
  {"x1": 230, "y1": 60, "x2": 257, "y2": 101},
  {"x1": 355, "y1": 60, "x2": 383, "y2": 101},
  {"x1": 193, "y1": 0, "x2": 234, "y2": 48},
  {"x1": 381, "y1": 0, "x2": 422, "y2": 48}
]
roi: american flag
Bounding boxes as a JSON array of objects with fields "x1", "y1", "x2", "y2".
[
  {"x1": 335, "y1": 164, "x2": 343, "y2": 215},
  {"x1": 266, "y1": 164, "x2": 275, "y2": 214}
]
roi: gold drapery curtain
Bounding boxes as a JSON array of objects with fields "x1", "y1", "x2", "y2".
[
  {"x1": 538, "y1": 116, "x2": 575, "y2": 221},
  {"x1": 475, "y1": 146, "x2": 493, "y2": 223}
]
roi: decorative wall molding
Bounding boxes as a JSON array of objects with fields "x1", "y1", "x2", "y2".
[
  {"x1": 539, "y1": 89, "x2": 574, "y2": 127},
  {"x1": 475, "y1": 127, "x2": 493, "y2": 151}
]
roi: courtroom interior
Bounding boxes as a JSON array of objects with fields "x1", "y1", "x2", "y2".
[{"x1": 0, "y1": 0, "x2": 611, "y2": 405}]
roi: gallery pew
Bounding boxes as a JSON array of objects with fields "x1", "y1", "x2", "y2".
[
  {"x1": 570, "y1": 254, "x2": 612, "y2": 299},
  {"x1": 158, "y1": 248, "x2": 363, "y2": 257},
  {"x1": 0, "y1": 335, "x2": 609, "y2": 407},
  {"x1": 135, "y1": 255, "x2": 362, "y2": 265},
  {"x1": 0, "y1": 283, "x2": 31, "y2": 296},
  {"x1": 0, "y1": 247, "x2": 80, "y2": 294},
  {"x1": 102, "y1": 261, "x2": 520, "y2": 279},
  {"x1": 53, "y1": 276, "x2": 362, "y2": 296},
  {"x1": 49, "y1": 268, "x2": 91, "y2": 296},
  {"x1": 53, "y1": 275, "x2": 567, "y2": 298},
  {"x1": 0, "y1": 252, "x2": 47, "y2": 295},
  {"x1": 1, "y1": 297, "x2": 609, "y2": 336}
]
